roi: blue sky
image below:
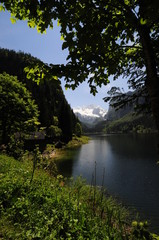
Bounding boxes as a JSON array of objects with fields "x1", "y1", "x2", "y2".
[{"x1": 0, "y1": 10, "x2": 128, "y2": 110}]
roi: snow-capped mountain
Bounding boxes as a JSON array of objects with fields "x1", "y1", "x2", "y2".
[{"x1": 73, "y1": 105, "x2": 107, "y2": 128}]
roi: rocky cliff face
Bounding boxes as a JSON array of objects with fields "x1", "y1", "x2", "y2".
[{"x1": 106, "y1": 104, "x2": 133, "y2": 121}]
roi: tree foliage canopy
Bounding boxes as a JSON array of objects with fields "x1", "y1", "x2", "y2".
[
  {"x1": 0, "y1": 1, "x2": 158, "y2": 87},
  {"x1": 0, "y1": 73, "x2": 39, "y2": 144},
  {"x1": 0, "y1": 0, "x2": 159, "y2": 129}
]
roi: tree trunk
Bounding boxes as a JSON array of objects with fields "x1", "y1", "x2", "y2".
[
  {"x1": 124, "y1": 3, "x2": 159, "y2": 132},
  {"x1": 146, "y1": 76, "x2": 159, "y2": 132},
  {"x1": 139, "y1": 25, "x2": 159, "y2": 132}
]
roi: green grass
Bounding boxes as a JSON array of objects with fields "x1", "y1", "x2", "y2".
[
  {"x1": 65, "y1": 135, "x2": 90, "y2": 149},
  {"x1": 44, "y1": 135, "x2": 90, "y2": 162},
  {"x1": 0, "y1": 154, "x2": 158, "y2": 239}
]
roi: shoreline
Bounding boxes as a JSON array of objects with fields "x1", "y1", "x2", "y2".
[{"x1": 42, "y1": 135, "x2": 90, "y2": 161}]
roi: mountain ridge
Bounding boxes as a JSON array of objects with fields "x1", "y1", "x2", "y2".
[{"x1": 73, "y1": 105, "x2": 107, "y2": 128}]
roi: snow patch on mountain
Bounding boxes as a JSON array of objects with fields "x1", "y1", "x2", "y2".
[{"x1": 73, "y1": 105, "x2": 107, "y2": 127}]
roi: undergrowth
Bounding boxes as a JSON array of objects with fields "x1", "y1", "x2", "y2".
[{"x1": 0, "y1": 154, "x2": 158, "y2": 239}]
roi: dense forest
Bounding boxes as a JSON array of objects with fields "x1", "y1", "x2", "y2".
[{"x1": 0, "y1": 48, "x2": 80, "y2": 152}]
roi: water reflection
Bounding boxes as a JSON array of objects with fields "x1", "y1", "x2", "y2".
[
  {"x1": 57, "y1": 134, "x2": 159, "y2": 233},
  {"x1": 56, "y1": 148, "x2": 81, "y2": 177}
]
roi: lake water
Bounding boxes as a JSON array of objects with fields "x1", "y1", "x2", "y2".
[{"x1": 57, "y1": 134, "x2": 159, "y2": 233}]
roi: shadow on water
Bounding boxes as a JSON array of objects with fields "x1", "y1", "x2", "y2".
[
  {"x1": 57, "y1": 134, "x2": 159, "y2": 233},
  {"x1": 55, "y1": 148, "x2": 81, "y2": 178}
]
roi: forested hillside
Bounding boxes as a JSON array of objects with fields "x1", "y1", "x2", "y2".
[
  {"x1": 104, "y1": 99, "x2": 157, "y2": 134},
  {"x1": 0, "y1": 48, "x2": 79, "y2": 144}
]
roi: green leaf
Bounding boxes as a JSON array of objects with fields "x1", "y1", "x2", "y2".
[
  {"x1": 116, "y1": 10, "x2": 121, "y2": 15},
  {"x1": 0, "y1": 4, "x2": 5, "y2": 11},
  {"x1": 57, "y1": 19, "x2": 61, "y2": 26},
  {"x1": 24, "y1": 66, "x2": 30, "y2": 73},
  {"x1": 10, "y1": 17, "x2": 17, "y2": 24},
  {"x1": 115, "y1": 22, "x2": 119, "y2": 28},
  {"x1": 28, "y1": 21, "x2": 36, "y2": 28},
  {"x1": 53, "y1": 76, "x2": 58, "y2": 80},
  {"x1": 34, "y1": 121, "x2": 40, "y2": 125},
  {"x1": 29, "y1": 68, "x2": 35, "y2": 74},
  {"x1": 37, "y1": 26, "x2": 42, "y2": 33},
  {"x1": 126, "y1": 48, "x2": 135, "y2": 55},
  {"x1": 140, "y1": 18, "x2": 147, "y2": 25},
  {"x1": 41, "y1": 72, "x2": 45, "y2": 79},
  {"x1": 124, "y1": 0, "x2": 130, "y2": 5},
  {"x1": 60, "y1": 35, "x2": 64, "y2": 41}
]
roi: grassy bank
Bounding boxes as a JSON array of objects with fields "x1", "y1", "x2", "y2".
[
  {"x1": 43, "y1": 135, "x2": 90, "y2": 161},
  {"x1": 0, "y1": 154, "x2": 158, "y2": 239},
  {"x1": 66, "y1": 135, "x2": 90, "y2": 148}
]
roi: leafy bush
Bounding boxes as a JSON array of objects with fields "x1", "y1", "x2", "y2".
[{"x1": 0, "y1": 73, "x2": 39, "y2": 145}]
